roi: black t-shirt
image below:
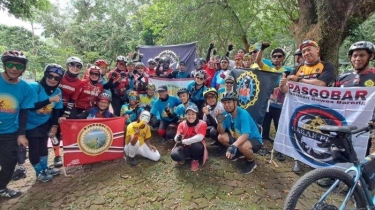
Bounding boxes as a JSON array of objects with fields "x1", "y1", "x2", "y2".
[
  {"x1": 334, "y1": 68, "x2": 375, "y2": 87},
  {"x1": 291, "y1": 61, "x2": 335, "y2": 86}
]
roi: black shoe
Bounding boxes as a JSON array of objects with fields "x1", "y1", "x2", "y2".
[
  {"x1": 258, "y1": 148, "x2": 269, "y2": 156},
  {"x1": 210, "y1": 141, "x2": 221, "y2": 146},
  {"x1": 231, "y1": 151, "x2": 244, "y2": 161},
  {"x1": 12, "y1": 165, "x2": 26, "y2": 181},
  {"x1": 276, "y1": 152, "x2": 286, "y2": 162},
  {"x1": 54, "y1": 156, "x2": 63, "y2": 168},
  {"x1": 128, "y1": 156, "x2": 138, "y2": 166},
  {"x1": 212, "y1": 146, "x2": 227, "y2": 157},
  {"x1": 316, "y1": 178, "x2": 336, "y2": 188},
  {"x1": 0, "y1": 188, "x2": 22, "y2": 199},
  {"x1": 292, "y1": 160, "x2": 301, "y2": 174},
  {"x1": 240, "y1": 160, "x2": 257, "y2": 174}
]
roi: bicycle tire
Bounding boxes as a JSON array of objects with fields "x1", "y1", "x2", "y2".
[{"x1": 284, "y1": 167, "x2": 367, "y2": 210}]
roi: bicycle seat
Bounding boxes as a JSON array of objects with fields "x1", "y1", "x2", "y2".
[{"x1": 318, "y1": 125, "x2": 358, "y2": 133}]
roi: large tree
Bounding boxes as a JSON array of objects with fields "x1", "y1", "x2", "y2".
[
  {"x1": 287, "y1": 0, "x2": 375, "y2": 70},
  {"x1": 0, "y1": 0, "x2": 50, "y2": 19}
]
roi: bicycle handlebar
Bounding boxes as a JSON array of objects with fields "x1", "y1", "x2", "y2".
[{"x1": 352, "y1": 126, "x2": 370, "y2": 134}]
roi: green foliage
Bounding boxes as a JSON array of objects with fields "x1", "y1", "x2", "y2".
[{"x1": 0, "y1": 0, "x2": 51, "y2": 19}]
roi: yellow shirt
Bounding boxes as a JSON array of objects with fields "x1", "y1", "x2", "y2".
[
  {"x1": 125, "y1": 121, "x2": 151, "y2": 145},
  {"x1": 260, "y1": 63, "x2": 285, "y2": 73}
]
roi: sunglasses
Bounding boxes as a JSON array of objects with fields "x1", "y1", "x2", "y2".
[
  {"x1": 68, "y1": 63, "x2": 83, "y2": 69},
  {"x1": 196, "y1": 77, "x2": 205, "y2": 80},
  {"x1": 226, "y1": 81, "x2": 234, "y2": 84},
  {"x1": 249, "y1": 51, "x2": 257, "y2": 55},
  {"x1": 148, "y1": 62, "x2": 156, "y2": 65},
  {"x1": 272, "y1": 54, "x2": 284, "y2": 59},
  {"x1": 90, "y1": 72, "x2": 100, "y2": 76},
  {"x1": 47, "y1": 74, "x2": 61, "y2": 81},
  {"x1": 5, "y1": 62, "x2": 25, "y2": 71}
]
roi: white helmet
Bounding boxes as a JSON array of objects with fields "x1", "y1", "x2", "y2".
[
  {"x1": 139, "y1": 111, "x2": 151, "y2": 124},
  {"x1": 66, "y1": 56, "x2": 83, "y2": 65}
]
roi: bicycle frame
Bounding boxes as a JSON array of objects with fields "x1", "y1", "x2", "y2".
[{"x1": 317, "y1": 162, "x2": 375, "y2": 210}]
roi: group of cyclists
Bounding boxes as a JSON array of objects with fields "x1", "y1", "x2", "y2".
[{"x1": 0, "y1": 38, "x2": 374, "y2": 199}]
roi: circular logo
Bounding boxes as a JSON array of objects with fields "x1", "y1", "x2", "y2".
[
  {"x1": 236, "y1": 71, "x2": 260, "y2": 108},
  {"x1": 364, "y1": 79, "x2": 374, "y2": 87},
  {"x1": 158, "y1": 50, "x2": 178, "y2": 67},
  {"x1": 78, "y1": 123, "x2": 113, "y2": 156},
  {"x1": 289, "y1": 105, "x2": 347, "y2": 166}
]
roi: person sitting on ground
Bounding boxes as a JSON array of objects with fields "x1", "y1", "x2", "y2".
[
  {"x1": 216, "y1": 92, "x2": 263, "y2": 174},
  {"x1": 218, "y1": 75, "x2": 235, "y2": 101},
  {"x1": 59, "y1": 93, "x2": 116, "y2": 120},
  {"x1": 171, "y1": 104, "x2": 208, "y2": 172},
  {"x1": 168, "y1": 61, "x2": 190, "y2": 78},
  {"x1": 125, "y1": 111, "x2": 160, "y2": 166},
  {"x1": 120, "y1": 91, "x2": 144, "y2": 124},
  {"x1": 150, "y1": 85, "x2": 181, "y2": 141},
  {"x1": 202, "y1": 88, "x2": 225, "y2": 148}
]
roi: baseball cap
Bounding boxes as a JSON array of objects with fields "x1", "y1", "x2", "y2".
[{"x1": 157, "y1": 85, "x2": 168, "y2": 92}]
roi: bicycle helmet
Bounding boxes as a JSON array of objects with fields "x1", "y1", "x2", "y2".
[
  {"x1": 203, "y1": 87, "x2": 218, "y2": 98},
  {"x1": 44, "y1": 63, "x2": 65, "y2": 77},
  {"x1": 271, "y1": 48, "x2": 286, "y2": 57},
  {"x1": 147, "y1": 58, "x2": 156, "y2": 65},
  {"x1": 294, "y1": 49, "x2": 302, "y2": 56},
  {"x1": 66, "y1": 56, "x2": 83, "y2": 66},
  {"x1": 185, "y1": 104, "x2": 199, "y2": 113},
  {"x1": 195, "y1": 70, "x2": 207, "y2": 79},
  {"x1": 200, "y1": 58, "x2": 207, "y2": 64},
  {"x1": 179, "y1": 61, "x2": 187, "y2": 66},
  {"x1": 116, "y1": 55, "x2": 127, "y2": 62},
  {"x1": 95, "y1": 59, "x2": 109, "y2": 66},
  {"x1": 177, "y1": 88, "x2": 189, "y2": 96},
  {"x1": 220, "y1": 56, "x2": 230, "y2": 63},
  {"x1": 146, "y1": 83, "x2": 156, "y2": 90},
  {"x1": 135, "y1": 62, "x2": 145, "y2": 68},
  {"x1": 88, "y1": 66, "x2": 101, "y2": 74},
  {"x1": 126, "y1": 60, "x2": 135, "y2": 66},
  {"x1": 128, "y1": 91, "x2": 140, "y2": 101},
  {"x1": 221, "y1": 92, "x2": 238, "y2": 102},
  {"x1": 194, "y1": 58, "x2": 203, "y2": 66},
  {"x1": 225, "y1": 75, "x2": 235, "y2": 82},
  {"x1": 98, "y1": 92, "x2": 112, "y2": 102},
  {"x1": 348, "y1": 41, "x2": 375, "y2": 56},
  {"x1": 1, "y1": 50, "x2": 28, "y2": 65}
]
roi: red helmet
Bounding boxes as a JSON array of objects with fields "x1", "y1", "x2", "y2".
[
  {"x1": 98, "y1": 93, "x2": 111, "y2": 102},
  {"x1": 95, "y1": 59, "x2": 108, "y2": 67}
]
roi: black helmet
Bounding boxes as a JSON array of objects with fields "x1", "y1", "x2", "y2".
[
  {"x1": 294, "y1": 49, "x2": 302, "y2": 56},
  {"x1": 44, "y1": 63, "x2": 65, "y2": 77},
  {"x1": 221, "y1": 92, "x2": 238, "y2": 102},
  {"x1": 348, "y1": 41, "x2": 375, "y2": 56},
  {"x1": 177, "y1": 88, "x2": 189, "y2": 96},
  {"x1": 1, "y1": 50, "x2": 28, "y2": 66},
  {"x1": 147, "y1": 58, "x2": 156, "y2": 65}
]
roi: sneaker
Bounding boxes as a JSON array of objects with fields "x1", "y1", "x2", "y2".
[
  {"x1": 231, "y1": 151, "x2": 244, "y2": 161},
  {"x1": 46, "y1": 167, "x2": 60, "y2": 176},
  {"x1": 128, "y1": 156, "x2": 138, "y2": 166},
  {"x1": 240, "y1": 160, "x2": 257, "y2": 174},
  {"x1": 37, "y1": 171, "x2": 53, "y2": 183},
  {"x1": 0, "y1": 188, "x2": 22, "y2": 199},
  {"x1": 316, "y1": 178, "x2": 336, "y2": 188},
  {"x1": 190, "y1": 160, "x2": 199, "y2": 172},
  {"x1": 292, "y1": 160, "x2": 302, "y2": 174},
  {"x1": 54, "y1": 156, "x2": 63, "y2": 168},
  {"x1": 276, "y1": 152, "x2": 286, "y2": 162},
  {"x1": 12, "y1": 165, "x2": 27, "y2": 181},
  {"x1": 212, "y1": 146, "x2": 227, "y2": 157}
]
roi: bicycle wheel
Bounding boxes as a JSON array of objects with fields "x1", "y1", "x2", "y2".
[{"x1": 284, "y1": 168, "x2": 367, "y2": 210}]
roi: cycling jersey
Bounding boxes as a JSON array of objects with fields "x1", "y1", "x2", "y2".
[
  {"x1": 335, "y1": 68, "x2": 375, "y2": 87},
  {"x1": 59, "y1": 75, "x2": 83, "y2": 107},
  {"x1": 292, "y1": 61, "x2": 335, "y2": 85},
  {"x1": 72, "y1": 80, "x2": 103, "y2": 110}
]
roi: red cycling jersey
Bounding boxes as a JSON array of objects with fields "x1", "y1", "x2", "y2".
[
  {"x1": 59, "y1": 75, "x2": 83, "y2": 107},
  {"x1": 107, "y1": 69, "x2": 128, "y2": 96},
  {"x1": 72, "y1": 80, "x2": 104, "y2": 109}
]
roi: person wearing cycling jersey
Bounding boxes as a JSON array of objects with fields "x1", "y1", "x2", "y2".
[
  {"x1": 0, "y1": 51, "x2": 35, "y2": 198},
  {"x1": 202, "y1": 88, "x2": 225, "y2": 148},
  {"x1": 168, "y1": 61, "x2": 190, "y2": 78},
  {"x1": 68, "y1": 66, "x2": 104, "y2": 115},
  {"x1": 53, "y1": 56, "x2": 84, "y2": 167},
  {"x1": 59, "y1": 93, "x2": 115, "y2": 120},
  {"x1": 218, "y1": 75, "x2": 235, "y2": 101},
  {"x1": 234, "y1": 54, "x2": 244, "y2": 69},
  {"x1": 174, "y1": 88, "x2": 196, "y2": 122},
  {"x1": 150, "y1": 85, "x2": 181, "y2": 141},
  {"x1": 146, "y1": 58, "x2": 157, "y2": 77},
  {"x1": 134, "y1": 62, "x2": 149, "y2": 94},
  {"x1": 171, "y1": 104, "x2": 208, "y2": 172},
  {"x1": 120, "y1": 91, "x2": 144, "y2": 124},
  {"x1": 107, "y1": 55, "x2": 128, "y2": 116},
  {"x1": 190, "y1": 58, "x2": 204, "y2": 78},
  {"x1": 280, "y1": 40, "x2": 335, "y2": 174},
  {"x1": 294, "y1": 49, "x2": 303, "y2": 67},
  {"x1": 26, "y1": 64, "x2": 65, "y2": 183},
  {"x1": 336, "y1": 41, "x2": 375, "y2": 155},
  {"x1": 125, "y1": 111, "x2": 160, "y2": 166},
  {"x1": 205, "y1": 59, "x2": 216, "y2": 87},
  {"x1": 156, "y1": 57, "x2": 173, "y2": 78},
  {"x1": 216, "y1": 92, "x2": 263, "y2": 174},
  {"x1": 187, "y1": 70, "x2": 207, "y2": 117},
  {"x1": 93, "y1": 59, "x2": 112, "y2": 96},
  {"x1": 211, "y1": 56, "x2": 232, "y2": 90}
]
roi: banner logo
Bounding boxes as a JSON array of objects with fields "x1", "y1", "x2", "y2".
[
  {"x1": 289, "y1": 104, "x2": 347, "y2": 166},
  {"x1": 158, "y1": 50, "x2": 178, "y2": 66},
  {"x1": 236, "y1": 71, "x2": 260, "y2": 108},
  {"x1": 78, "y1": 123, "x2": 113, "y2": 156}
]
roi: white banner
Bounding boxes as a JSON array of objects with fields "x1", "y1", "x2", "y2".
[
  {"x1": 149, "y1": 78, "x2": 194, "y2": 97},
  {"x1": 274, "y1": 82, "x2": 375, "y2": 168}
]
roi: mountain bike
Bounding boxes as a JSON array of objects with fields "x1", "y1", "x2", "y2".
[{"x1": 284, "y1": 119, "x2": 375, "y2": 210}]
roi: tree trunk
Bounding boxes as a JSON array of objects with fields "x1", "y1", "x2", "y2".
[{"x1": 290, "y1": 0, "x2": 375, "y2": 76}]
